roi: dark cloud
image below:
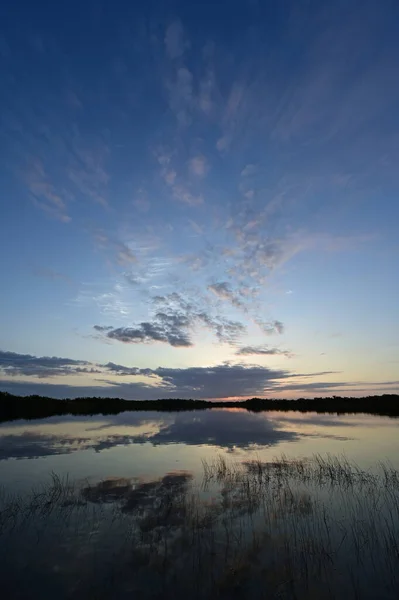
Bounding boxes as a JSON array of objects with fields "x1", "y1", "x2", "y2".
[
  {"x1": 275, "y1": 381, "x2": 356, "y2": 392},
  {"x1": 97, "y1": 290, "x2": 247, "y2": 348},
  {"x1": 3, "y1": 348, "x2": 393, "y2": 400},
  {"x1": 5, "y1": 374, "x2": 396, "y2": 401},
  {"x1": 0, "y1": 359, "x2": 289, "y2": 398},
  {"x1": 106, "y1": 312, "x2": 192, "y2": 347},
  {"x1": 147, "y1": 363, "x2": 289, "y2": 398},
  {"x1": 3, "y1": 407, "x2": 360, "y2": 462},
  {"x1": 82, "y1": 409, "x2": 304, "y2": 449},
  {"x1": 236, "y1": 345, "x2": 292, "y2": 357},
  {"x1": 0, "y1": 432, "x2": 86, "y2": 460},
  {"x1": 0, "y1": 431, "x2": 147, "y2": 460},
  {"x1": 142, "y1": 409, "x2": 299, "y2": 448},
  {"x1": 0, "y1": 350, "x2": 92, "y2": 378},
  {"x1": 0, "y1": 411, "x2": 300, "y2": 460},
  {"x1": 82, "y1": 472, "x2": 193, "y2": 533},
  {"x1": 102, "y1": 362, "x2": 142, "y2": 376},
  {"x1": 93, "y1": 325, "x2": 113, "y2": 332}
]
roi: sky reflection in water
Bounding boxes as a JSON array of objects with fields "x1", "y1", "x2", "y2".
[{"x1": 1, "y1": 409, "x2": 399, "y2": 493}]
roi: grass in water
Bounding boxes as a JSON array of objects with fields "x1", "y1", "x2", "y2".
[{"x1": 0, "y1": 455, "x2": 398, "y2": 599}]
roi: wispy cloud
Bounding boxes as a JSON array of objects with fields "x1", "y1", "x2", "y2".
[
  {"x1": 164, "y1": 20, "x2": 188, "y2": 59},
  {"x1": 166, "y1": 67, "x2": 194, "y2": 127},
  {"x1": 73, "y1": 280, "x2": 133, "y2": 318},
  {"x1": 67, "y1": 138, "x2": 110, "y2": 207},
  {"x1": 172, "y1": 184, "x2": 203, "y2": 206},
  {"x1": 25, "y1": 158, "x2": 71, "y2": 223},
  {"x1": 208, "y1": 281, "x2": 245, "y2": 310},
  {"x1": 155, "y1": 146, "x2": 204, "y2": 206},
  {"x1": 93, "y1": 230, "x2": 137, "y2": 266},
  {"x1": 188, "y1": 155, "x2": 208, "y2": 178},
  {"x1": 236, "y1": 345, "x2": 292, "y2": 357},
  {"x1": 241, "y1": 164, "x2": 258, "y2": 177},
  {"x1": 32, "y1": 267, "x2": 71, "y2": 284},
  {"x1": 256, "y1": 320, "x2": 285, "y2": 336}
]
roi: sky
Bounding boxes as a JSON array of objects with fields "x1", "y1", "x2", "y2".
[{"x1": 0, "y1": 0, "x2": 398, "y2": 400}]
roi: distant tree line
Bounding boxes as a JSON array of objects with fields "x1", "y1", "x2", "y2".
[{"x1": 0, "y1": 391, "x2": 398, "y2": 424}]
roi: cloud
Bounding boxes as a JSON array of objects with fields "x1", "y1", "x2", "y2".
[
  {"x1": 93, "y1": 230, "x2": 137, "y2": 266},
  {"x1": 138, "y1": 409, "x2": 299, "y2": 449},
  {"x1": 106, "y1": 312, "x2": 192, "y2": 348},
  {"x1": 2, "y1": 347, "x2": 395, "y2": 399},
  {"x1": 0, "y1": 432, "x2": 76, "y2": 460},
  {"x1": 208, "y1": 281, "x2": 245, "y2": 310},
  {"x1": 216, "y1": 135, "x2": 231, "y2": 152},
  {"x1": 1, "y1": 410, "x2": 353, "y2": 461},
  {"x1": 198, "y1": 69, "x2": 216, "y2": 115},
  {"x1": 0, "y1": 350, "x2": 92, "y2": 378},
  {"x1": 133, "y1": 193, "x2": 151, "y2": 212},
  {"x1": 172, "y1": 184, "x2": 203, "y2": 206},
  {"x1": 144, "y1": 363, "x2": 286, "y2": 397},
  {"x1": 102, "y1": 362, "x2": 142, "y2": 376},
  {"x1": 236, "y1": 345, "x2": 292, "y2": 357},
  {"x1": 25, "y1": 158, "x2": 71, "y2": 223},
  {"x1": 0, "y1": 348, "x2": 292, "y2": 396},
  {"x1": 208, "y1": 281, "x2": 232, "y2": 300},
  {"x1": 0, "y1": 429, "x2": 161, "y2": 460},
  {"x1": 93, "y1": 325, "x2": 113, "y2": 332},
  {"x1": 215, "y1": 82, "x2": 247, "y2": 153},
  {"x1": 155, "y1": 147, "x2": 204, "y2": 206},
  {"x1": 115, "y1": 246, "x2": 137, "y2": 266},
  {"x1": 32, "y1": 267, "x2": 71, "y2": 283},
  {"x1": 256, "y1": 320, "x2": 285, "y2": 335},
  {"x1": 163, "y1": 169, "x2": 177, "y2": 185},
  {"x1": 188, "y1": 219, "x2": 203, "y2": 235},
  {"x1": 198, "y1": 315, "x2": 246, "y2": 345},
  {"x1": 154, "y1": 292, "x2": 247, "y2": 345},
  {"x1": 99, "y1": 298, "x2": 246, "y2": 348},
  {"x1": 167, "y1": 67, "x2": 194, "y2": 126},
  {"x1": 188, "y1": 155, "x2": 208, "y2": 177},
  {"x1": 241, "y1": 164, "x2": 258, "y2": 177},
  {"x1": 66, "y1": 139, "x2": 110, "y2": 208},
  {"x1": 164, "y1": 21, "x2": 188, "y2": 59},
  {"x1": 74, "y1": 281, "x2": 133, "y2": 318}
]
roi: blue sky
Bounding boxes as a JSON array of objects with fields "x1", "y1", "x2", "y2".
[{"x1": 1, "y1": 0, "x2": 398, "y2": 399}]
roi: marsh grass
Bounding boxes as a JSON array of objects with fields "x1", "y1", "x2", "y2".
[{"x1": 1, "y1": 455, "x2": 399, "y2": 599}]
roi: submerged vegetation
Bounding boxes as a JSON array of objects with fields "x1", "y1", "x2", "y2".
[
  {"x1": 1, "y1": 454, "x2": 399, "y2": 599},
  {"x1": 1, "y1": 390, "x2": 399, "y2": 423}
]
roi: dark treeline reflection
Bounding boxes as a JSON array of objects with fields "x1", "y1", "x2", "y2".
[{"x1": 1, "y1": 391, "x2": 399, "y2": 423}]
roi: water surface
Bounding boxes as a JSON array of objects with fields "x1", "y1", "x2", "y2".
[
  {"x1": 1, "y1": 409, "x2": 399, "y2": 600},
  {"x1": 1, "y1": 408, "x2": 398, "y2": 492}
]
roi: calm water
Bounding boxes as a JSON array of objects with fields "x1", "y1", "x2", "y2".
[
  {"x1": 1, "y1": 409, "x2": 399, "y2": 491},
  {"x1": 1, "y1": 409, "x2": 399, "y2": 600}
]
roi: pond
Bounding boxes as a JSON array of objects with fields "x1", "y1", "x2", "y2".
[{"x1": 1, "y1": 409, "x2": 399, "y2": 599}]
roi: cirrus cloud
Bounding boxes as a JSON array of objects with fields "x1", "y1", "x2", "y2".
[{"x1": 236, "y1": 345, "x2": 293, "y2": 357}]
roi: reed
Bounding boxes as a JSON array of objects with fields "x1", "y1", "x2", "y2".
[{"x1": 0, "y1": 455, "x2": 398, "y2": 599}]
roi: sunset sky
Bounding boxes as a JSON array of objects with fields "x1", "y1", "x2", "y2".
[{"x1": 1, "y1": 0, "x2": 398, "y2": 400}]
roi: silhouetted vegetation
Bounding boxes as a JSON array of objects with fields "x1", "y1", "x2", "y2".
[{"x1": 0, "y1": 391, "x2": 398, "y2": 423}]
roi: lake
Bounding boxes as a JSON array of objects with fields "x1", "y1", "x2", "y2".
[{"x1": 1, "y1": 409, "x2": 399, "y2": 599}]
